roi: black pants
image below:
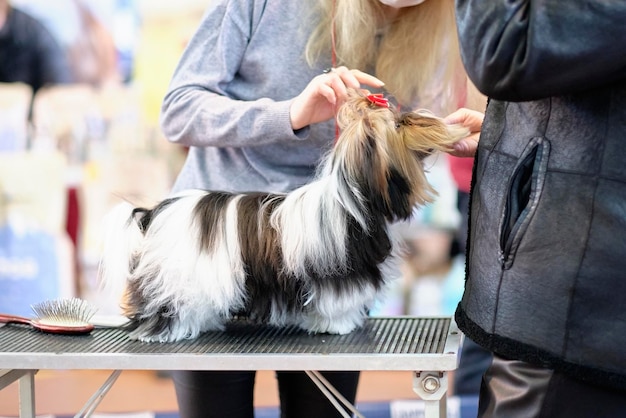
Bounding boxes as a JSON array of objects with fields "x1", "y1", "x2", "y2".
[
  {"x1": 172, "y1": 370, "x2": 360, "y2": 418},
  {"x1": 479, "y1": 354, "x2": 626, "y2": 418}
]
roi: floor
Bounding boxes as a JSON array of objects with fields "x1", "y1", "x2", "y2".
[{"x1": 0, "y1": 369, "x2": 427, "y2": 416}]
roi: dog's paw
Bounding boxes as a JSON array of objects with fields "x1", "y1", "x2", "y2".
[{"x1": 300, "y1": 314, "x2": 365, "y2": 335}]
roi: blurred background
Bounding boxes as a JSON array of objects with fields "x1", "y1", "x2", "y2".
[{"x1": 1, "y1": 0, "x2": 207, "y2": 315}]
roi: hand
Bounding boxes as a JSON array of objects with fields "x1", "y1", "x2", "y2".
[
  {"x1": 289, "y1": 66, "x2": 385, "y2": 130},
  {"x1": 444, "y1": 108, "x2": 484, "y2": 158}
]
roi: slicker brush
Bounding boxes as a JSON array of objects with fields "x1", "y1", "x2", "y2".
[{"x1": 0, "y1": 297, "x2": 97, "y2": 335}]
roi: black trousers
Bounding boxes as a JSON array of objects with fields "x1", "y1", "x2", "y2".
[
  {"x1": 479, "y1": 354, "x2": 626, "y2": 418},
  {"x1": 172, "y1": 370, "x2": 360, "y2": 418}
]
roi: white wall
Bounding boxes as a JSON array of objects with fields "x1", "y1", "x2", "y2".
[{"x1": 136, "y1": 0, "x2": 210, "y2": 18}]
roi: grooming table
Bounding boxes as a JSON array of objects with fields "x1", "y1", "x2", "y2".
[{"x1": 0, "y1": 316, "x2": 462, "y2": 418}]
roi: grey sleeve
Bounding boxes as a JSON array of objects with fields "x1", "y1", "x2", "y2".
[
  {"x1": 159, "y1": 0, "x2": 305, "y2": 148},
  {"x1": 455, "y1": 0, "x2": 626, "y2": 101}
]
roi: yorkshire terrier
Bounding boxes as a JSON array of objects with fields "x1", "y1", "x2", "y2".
[{"x1": 98, "y1": 89, "x2": 467, "y2": 342}]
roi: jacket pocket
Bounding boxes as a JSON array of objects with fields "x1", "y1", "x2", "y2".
[{"x1": 500, "y1": 138, "x2": 550, "y2": 269}]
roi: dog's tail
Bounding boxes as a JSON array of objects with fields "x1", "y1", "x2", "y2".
[{"x1": 97, "y1": 201, "x2": 145, "y2": 308}]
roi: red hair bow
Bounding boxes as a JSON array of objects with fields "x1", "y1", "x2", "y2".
[{"x1": 366, "y1": 93, "x2": 389, "y2": 108}]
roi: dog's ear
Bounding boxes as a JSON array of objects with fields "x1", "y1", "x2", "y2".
[{"x1": 398, "y1": 111, "x2": 468, "y2": 158}]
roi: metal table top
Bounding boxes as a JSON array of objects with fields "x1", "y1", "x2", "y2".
[{"x1": 0, "y1": 316, "x2": 461, "y2": 372}]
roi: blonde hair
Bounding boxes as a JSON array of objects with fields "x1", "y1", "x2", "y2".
[{"x1": 305, "y1": 0, "x2": 468, "y2": 114}]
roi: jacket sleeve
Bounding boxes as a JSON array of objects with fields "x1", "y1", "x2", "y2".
[
  {"x1": 159, "y1": 0, "x2": 305, "y2": 148},
  {"x1": 455, "y1": 0, "x2": 626, "y2": 101}
]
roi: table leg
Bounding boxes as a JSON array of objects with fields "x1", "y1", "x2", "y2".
[
  {"x1": 0, "y1": 369, "x2": 37, "y2": 418},
  {"x1": 305, "y1": 370, "x2": 365, "y2": 418},
  {"x1": 74, "y1": 369, "x2": 123, "y2": 418},
  {"x1": 413, "y1": 371, "x2": 448, "y2": 418},
  {"x1": 18, "y1": 372, "x2": 36, "y2": 418}
]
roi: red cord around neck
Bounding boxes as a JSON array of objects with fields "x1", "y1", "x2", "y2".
[{"x1": 331, "y1": 0, "x2": 339, "y2": 142}]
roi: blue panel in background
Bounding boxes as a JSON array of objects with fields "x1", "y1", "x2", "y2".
[
  {"x1": 48, "y1": 397, "x2": 479, "y2": 418},
  {"x1": 0, "y1": 225, "x2": 61, "y2": 317}
]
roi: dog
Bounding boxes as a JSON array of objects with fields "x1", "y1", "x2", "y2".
[{"x1": 98, "y1": 89, "x2": 468, "y2": 342}]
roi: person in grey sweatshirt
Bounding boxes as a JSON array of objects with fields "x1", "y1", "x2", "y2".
[{"x1": 159, "y1": 0, "x2": 475, "y2": 417}]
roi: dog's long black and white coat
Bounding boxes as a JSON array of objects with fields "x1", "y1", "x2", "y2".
[{"x1": 99, "y1": 90, "x2": 467, "y2": 342}]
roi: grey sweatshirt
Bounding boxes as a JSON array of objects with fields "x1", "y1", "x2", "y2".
[{"x1": 160, "y1": 0, "x2": 335, "y2": 195}]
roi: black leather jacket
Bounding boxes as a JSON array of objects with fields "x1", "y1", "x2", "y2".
[{"x1": 455, "y1": 0, "x2": 626, "y2": 390}]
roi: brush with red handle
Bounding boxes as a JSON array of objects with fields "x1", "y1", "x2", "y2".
[{"x1": 0, "y1": 297, "x2": 97, "y2": 335}]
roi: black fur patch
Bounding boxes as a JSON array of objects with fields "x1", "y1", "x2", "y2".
[
  {"x1": 236, "y1": 193, "x2": 298, "y2": 320},
  {"x1": 193, "y1": 192, "x2": 235, "y2": 251}
]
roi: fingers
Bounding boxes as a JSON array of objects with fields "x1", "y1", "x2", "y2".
[
  {"x1": 444, "y1": 108, "x2": 484, "y2": 158},
  {"x1": 316, "y1": 82, "x2": 339, "y2": 106},
  {"x1": 333, "y1": 67, "x2": 385, "y2": 89},
  {"x1": 321, "y1": 67, "x2": 385, "y2": 105},
  {"x1": 290, "y1": 67, "x2": 385, "y2": 130},
  {"x1": 449, "y1": 137, "x2": 479, "y2": 158},
  {"x1": 444, "y1": 108, "x2": 484, "y2": 132}
]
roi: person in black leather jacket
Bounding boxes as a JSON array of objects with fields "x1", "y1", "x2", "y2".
[{"x1": 451, "y1": 1, "x2": 626, "y2": 416}]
